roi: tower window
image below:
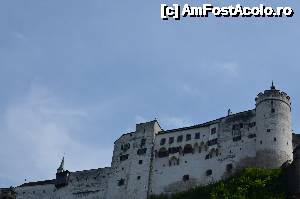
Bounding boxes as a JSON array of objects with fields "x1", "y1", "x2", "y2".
[
  {"x1": 118, "y1": 178, "x2": 125, "y2": 186},
  {"x1": 195, "y1": 133, "x2": 200, "y2": 139},
  {"x1": 137, "y1": 176, "x2": 141, "y2": 180},
  {"x1": 226, "y1": 164, "x2": 233, "y2": 172},
  {"x1": 260, "y1": 140, "x2": 263, "y2": 145},
  {"x1": 139, "y1": 160, "x2": 143, "y2": 164},
  {"x1": 120, "y1": 154, "x2": 129, "y2": 161},
  {"x1": 183, "y1": 175, "x2": 189, "y2": 181},
  {"x1": 206, "y1": 169, "x2": 212, "y2": 176},
  {"x1": 274, "y1": 137, "x2": 277, "y2": 142},
  {"x1": 267, "y1": 129, "x2": 271, "y2": 132},
  {"x1": 140, "y1": 138, "x2": 146, "y2": 146},
  {"x1": 271, "y1": 108, "x2": 275, "y2": 113}
]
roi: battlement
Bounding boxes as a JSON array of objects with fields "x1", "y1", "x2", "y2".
[{"x1": 255, "y1": 83, "x2": 291, "y2": 107}]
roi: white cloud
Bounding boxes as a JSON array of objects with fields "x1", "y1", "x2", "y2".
[
  {"x1": 212, "y1": 61, "x2": 240, "y2": 78},
  {"x1": 0, "y1": 84, "x2": 112, "y2": 187},
  {"x1": 161, "y1": 116, "x2": 193, "y2": 130}
]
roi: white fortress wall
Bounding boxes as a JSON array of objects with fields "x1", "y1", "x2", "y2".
[
  {"x1": 16, "y1": 167, "x2": 111, "y2": 199},
  {"x1": 106, "y1": 121, "x2": 161, "y2": 199},
  {"x1": 150, "y1": 110, "x2": 258, "y2": 195}
]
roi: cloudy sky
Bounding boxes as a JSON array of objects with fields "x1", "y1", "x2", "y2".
[{"x1": 0, "y1": 0, "x2": 299, "y2": 187}]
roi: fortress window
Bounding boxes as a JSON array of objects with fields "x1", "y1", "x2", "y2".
[
  {"x1": 267, "y1": 129, "x2": 271, "y2": 132},
  {"x1": 183, "y1": 144, "x2": 193, "y2": 154},
  {"x1": 160, "y1": 138, "x2": 166, "y2": 145},
  {"x1": 248, "y1": 134, "x2": 256, "y2": 139},
  {"x1": 121, "y1": 143, "x2": 130, "y2": 152},
  {"x1": 206, "y1": 169, "x2": 212, "y2": 176},
  {"x1": 233, "y1": 135, "x2": 242, "y2": 142},
  {"x1": 239, "y1": 123, "x2": 244, "y2": 128},
  {"x1": 118, "y1": 178, "x2": 125, "y2": 186},
  {"x1": 207, "y1": 138, "x2": 218, "y2": 146},
  {"x1": 211, "y1": 128, "x2": 217, "y2": 135},
  {"x1": 137, "y1": 176, "x2": 141, "y2": 180},
  {"x1": 177, "y1": 135, "x2": 183, "y2": 142},
  {"x1": 137, "y1": 148, "x2": 147, "y2": 155},
  {"x1": 140, "y1": 139, "x2": 146, "y2": 146},
  {"x1": 260, "y1": 140, "x2": 263, "y2": 145},
  {"x1": 169, "y1": 146, "x2": 180, "y2": 154},
  {"x1": 232, "y1": 124, "x2": 238, "y2": 130},
  {"x1": 195, "y1": 133, "x2": 200, "y2": 139},
  {"x1": 139, "y1": 160, "x2": 143, "y2": 164},
  {"x1": 274, "y1": 137, "x2": 277, "y2": 142},
  {"x1": 158, "y1": 147, "x2": 169, "y2": 158},
  {"x1": 186, "y1": 134, "x2": 191, "y2": 141},
  {"x1": 249, "y1": 122, "x2": 256, "y2": 128},
  {"x1": 120, "y1": 154, "x2": 129, "y2": 161},
  {"x1": 226, "y1": 164, "x2": 233, "y2": 172},
  {"x1": 271, "y1": 108, "x2": 275, "y2": 113},
  {"x1": 205, "y1": 154, "x2": 210, "y2": 159},
  {"x1": 169, "y1": 137, "x2": 174, "y2": 144},
  {"x1": 183, "y1": 175, "x2": 190, "y2": 182}
]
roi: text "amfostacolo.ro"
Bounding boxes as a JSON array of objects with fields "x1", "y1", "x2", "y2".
[{"x1": 161, "y1": 4, "x2": 294, "y2": 20}]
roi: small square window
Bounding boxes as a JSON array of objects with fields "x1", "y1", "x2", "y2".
[
  {"x1": 271, "y1": 108, "x2": 275, "y2": 113},
  {"x1": 137, "y1": 176, "x2": 141, "y2": 180},
  {"x1": 195, "y1": 133, "x2": 200, "y2": 139},
  {"x1": 226, "y1": 164, "x2": 233, "y2": 172},
  {"x1": 206, "y1": 169, "x2": 212, "y2": 176},
  {"x1": 183, "y1": 175, "x2": 189, "y2": 181},
  {"x1": 118, "y1": 178, "x2": 125, "y2": 186},
  {"x1": 139, "y1": 160, "x2": 143, "y2": 164},
  {"x1": 267, "y1": 129, "x2": 271, "y2": 132}
]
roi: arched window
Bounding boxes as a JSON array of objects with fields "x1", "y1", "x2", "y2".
[
  {"x1": 183, "y1": 144, "x2": 193, "y2": 154},
  {"x1": 158, "y1": 147, "x2": 169, "y2": 158}
]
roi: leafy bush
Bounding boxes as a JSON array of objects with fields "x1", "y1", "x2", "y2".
[{"x1": 149, "y1": 168, "x2": 286, "y2": 199}]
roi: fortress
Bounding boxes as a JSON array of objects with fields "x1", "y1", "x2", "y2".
[{"x1": 12, "y1": 84, "x2": 299, "y2": 199}]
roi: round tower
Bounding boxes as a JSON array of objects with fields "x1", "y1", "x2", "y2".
[{"x1": 255, "y1": 82, "x2": 293, "y2": 168}]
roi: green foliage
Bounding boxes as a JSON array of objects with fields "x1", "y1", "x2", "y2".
[{"x1": 149, "y1": 168, "x2": 286, "y2": 199}]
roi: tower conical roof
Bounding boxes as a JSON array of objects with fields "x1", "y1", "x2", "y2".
[{"x1": 57, "y1": 157, "x2": 64, "y2": 173}]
